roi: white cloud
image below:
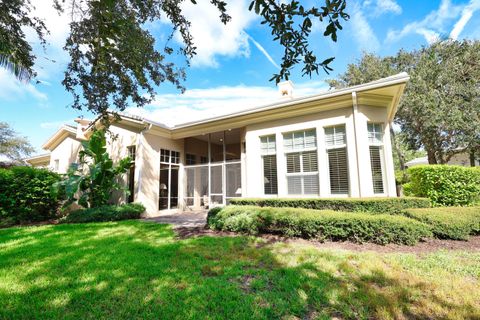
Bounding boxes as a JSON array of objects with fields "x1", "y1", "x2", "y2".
[
  {"x1": 386, "y1": 0, "x2": 463, "y2": 43},
  {"x1": 125, "y1": 81, "x2": 329, "y2": 126},
  {"x1": 450, "y1": 0, "x2": 480, "y2": 40},
  {"x1": 176, "y1": 0, "x2": 257, "y2": 67},
  {"x1": 364, "y1": 0, "x2": 402, "y2": 16},
  {"x1": 0, "y1": 69, "x2": 48, "y2": 101},
  {"x1": 350, "y1": 3, "x2": 380, "y2": 52}
]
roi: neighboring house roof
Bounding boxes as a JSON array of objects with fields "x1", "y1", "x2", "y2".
[
  {"x1": 405, "y1": 156, "x2": 428, "y2": 167},
  {"x1": 42, "y1": 125, "x2": 78, "y2": 151},
  {"x1": 24, "y1": 153, "x2": 51, "y2": 166}
]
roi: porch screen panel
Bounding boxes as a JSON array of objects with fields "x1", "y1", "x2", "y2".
[
  {"x1": 226, "y1": 162, "x2": 241, "y2": 198},
  {"x1": 210, "y1": 165, "x2": 223, "y2": 205},
  {"x1": 325, "y1": 125, "x2": 349, "y2": 195}
]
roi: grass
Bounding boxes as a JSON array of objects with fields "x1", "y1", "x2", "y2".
[{"x1": 0, "y1": 221, "x2": 479, "y2": 319}]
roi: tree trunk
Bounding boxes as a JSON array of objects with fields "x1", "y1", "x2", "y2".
[
  {"x1": 470, "y1": 150, "x2": 476, "y2": 167},
  {"x1": 427, "y1": 149, "x2": 437, "y2": 164}
]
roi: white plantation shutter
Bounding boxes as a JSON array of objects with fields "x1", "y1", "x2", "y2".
[
  {"x1": 327, "y1": 147, "x2": 349, "y2": 194},
  {"x1": 284, "y1": 129, "x2": 319, "y2": 195},
  {"x1": 263, "y1": 154, "x2": 278, "y2": 194},
  {"x1": 369, "y1": 146, "x2": 384, "y2": 194}
]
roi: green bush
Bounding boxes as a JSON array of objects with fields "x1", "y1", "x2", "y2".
[
  {"x1": 62, "y1": 203, "x2": 145, "y2": 223},
  {"x1": 208, "y1": 206, "x2": 432, "y2": 245},
  {"x1": 405, "y1": 206, "x2": 480, "y2": 240},
  {"x1": 404, "y1": 165, "x2": 480, "y2": 206},
  {"x1": 229, "y1": 197, "x2": 430, "y2": 214},
  {"x1": 0, "y1": 166, "x2": 62, "y2": 225}
]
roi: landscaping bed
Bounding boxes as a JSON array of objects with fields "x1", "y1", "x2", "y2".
[{"x1": 207, "y1": 206, "x2": 432, "y2": 245}]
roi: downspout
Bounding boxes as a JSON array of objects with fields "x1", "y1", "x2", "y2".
[
  {"x1": 135, "y1": 123, "x2": 153, "y2": 201},
  {"x1": 351, "y1": 92, "x2": 362, "y2": 197}
]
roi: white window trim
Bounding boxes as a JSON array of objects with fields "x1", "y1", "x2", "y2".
[
  {"x1": 324, "y1": 124, "x2": 350, "y2": 196},
  {"x1": 368, "y1": 123, "x2": 387, "y2": 196}
]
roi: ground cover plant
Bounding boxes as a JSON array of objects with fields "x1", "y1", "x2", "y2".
[
  {"x1": 0, "y1": 221, "x2": 478, "y2": 319},
  {"x1": 208, "y1": 206, "x2": 432, "y2": 245},
  {"x1": 229, "y1": 197, "x2": 430, "y2": 214},
  {"x1": 405, "y1": 206, "x2": 480, "y2": 240}
]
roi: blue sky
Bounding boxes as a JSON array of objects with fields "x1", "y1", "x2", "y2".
[{"x1": 1, "y1": 0, "x2": 480, "y2": 153}]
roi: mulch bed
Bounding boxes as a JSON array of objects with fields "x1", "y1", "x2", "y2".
[{"x1": 174, "y1": 226, "x2": 480, "y2": 254}]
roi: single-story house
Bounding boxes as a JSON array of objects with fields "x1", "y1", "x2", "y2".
[
  {"x1": 26, "y1": 73, "x2": 409, "y2": 216},
  {"x1": 405, "y1": 153, "x2": 480, "y2": 168}
]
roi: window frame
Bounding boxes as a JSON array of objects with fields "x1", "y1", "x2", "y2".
[
  {"x1": 324, "y1": 124, "x2": 349, "y2": 196},
  {"x1": 260, "y1": 134, "x2": 278, "y2": 195},
  {"x1": 367, "y1": 122, "x2": 386, "y2": 195}
]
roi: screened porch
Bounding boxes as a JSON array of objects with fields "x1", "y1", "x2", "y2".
[{"x1": 184, "y1": 129, "x2": 243, "y2": 209}]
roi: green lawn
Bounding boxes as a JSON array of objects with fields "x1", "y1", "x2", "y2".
[{"x1": 0, "y1": 221, "x2": 479, "y2": 319}]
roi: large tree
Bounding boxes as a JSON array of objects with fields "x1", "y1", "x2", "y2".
[
  {"x1": 0, "y1": 122, "x2": 35, "y2": 161},
  {"x1": 1, "y1": 0, "x2": 349, "y2": 117},
  {"x1": 328, "y1": 40, "x2": 480, "y2": 165}
]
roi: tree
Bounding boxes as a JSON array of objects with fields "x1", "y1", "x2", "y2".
[
  {"x1": 1, "y1": 0, "x2": 349, "y2": 117},
  {"x1": 0, "y1": 122, "x2": 35, "y2": 161},
  {"x1": 0, "y1": 0, "x2": 47, "y2": 82},
  {"x1": 328, "y1": 40, "x2": 480, "y2": 165},
  {"x1": 56, "y1": 129, "x2": 132, "y2": 208}
]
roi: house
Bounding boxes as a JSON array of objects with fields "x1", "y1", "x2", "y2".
[
  {"x1": 405, "y1": 153, "x2": 480, "y2": 168},
  {"x1": 26, "y1": 73, "x2": 409, "y2": 216}
]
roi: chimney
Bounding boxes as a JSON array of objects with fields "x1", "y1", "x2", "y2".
[
  {"x1": 74, "y1": 118, "x2": 91, "y2": 140},
  {"x1": 277, "y1": 80, "x2": 294, "y2": 99}
]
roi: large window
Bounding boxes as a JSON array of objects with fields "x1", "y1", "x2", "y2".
[
  {"x1": 368, "y1": 123, "x2": 385, "y2": 194},
  {"x1": 325, "y1": 125, "x2": 349, "y2": 195},
  {"x1": 127, "y1": 146, "x2": 136, "y2": 203},
  {"x1": 283, "y1": 129, "x2": 319, "y2": 195},
  {"x1": 260, "y1": 135, "x2": 277, "y2": 195},
  {"x1": 159, "y1": 149, "x2": 180, "y2": 210}
]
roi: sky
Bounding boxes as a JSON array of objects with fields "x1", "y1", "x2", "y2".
[{"x1": 1, "y1": 0, "x2": 480, "y2": 153}]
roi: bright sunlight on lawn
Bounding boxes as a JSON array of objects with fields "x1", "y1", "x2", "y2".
[{"x1": 1, "y1": 221, "x2": 479, "y2": 319}]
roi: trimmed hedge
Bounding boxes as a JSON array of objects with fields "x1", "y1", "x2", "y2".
[
  {"x1": 207, "y1": 206, "x2": 432, "y2": 245},
  {"x1": 0, "y1": 166, "x2": 62, "y2": 226},
  {"x1": 405, "y1": 206, "x2": 480, "y2": 240},
  {"x1": 404, "y1": 165, "x2": 480, "y2": 206},
  {"x1": 62, "y1": 203, "x2": 145, "y2": 223},
  {"x1": 229, "y1": 197, "x2": 430, "y2": 214}
]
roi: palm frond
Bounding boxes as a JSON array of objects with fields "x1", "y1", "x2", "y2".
[{"x1": 0, "y1": 53, "x2": 33, "y2": 83}]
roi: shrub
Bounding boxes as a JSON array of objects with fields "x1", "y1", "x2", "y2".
[
  {"x1": 62, "y1": 203, "x2": 145, "y2": 223},
  {"x1": 0, "y1": 166, "x2": 62, "y2": 225},
  {"x1": 404, "y1": 165, "x2": 480, "y2": 206},
  {"x1": 229, "y1": 197, "x2": 430, "y2": 214},
  {"x1": 405, "y1": 206, "x2": 480, "y2": 240},
  {"x1": 208, "y1": 206, "x2": 432, "y2": 245}
]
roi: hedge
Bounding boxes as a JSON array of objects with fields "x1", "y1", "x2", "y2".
[
  {"x1": 62, "y1": 203, "x2": 145, "y2": 223},
  {"x1": 405, "y1": 206, "x2": 480, "y2": 240},
  {"x1": 0, "y1": 166, "x2": 62, "y2": 226},
  {"x1": 207, "y1": 206, "x2": 432, "y2": 245},
  {"x1": 404, "y1": 165, "x2": 480, "y2": 206},
  {"x1": 229, "y1": 197, "x2": 430, "y2": 214}
]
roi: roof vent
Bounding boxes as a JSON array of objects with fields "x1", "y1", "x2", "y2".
[{"x1": 277, "y1": 80, "x2": 294, "y2": 99}]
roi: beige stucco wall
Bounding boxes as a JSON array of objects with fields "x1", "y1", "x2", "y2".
[
  {"x1": 244, "y1": 104, "x2": 397, "y2": 198},
  {"x1": 49, "y1": 137, "x2": 82, "y2": 174},
  {"x1": 137, "y1": 132, "x2": 184, "y2": 216}
]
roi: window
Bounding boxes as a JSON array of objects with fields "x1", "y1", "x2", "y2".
[
  {"x1": 54, "y1": 159, "x2": 59, "y2": 171},
  {"x1": 325, "y1": 125, "x2": 349, "y2": 194},
  {"x1": 160, "y1": 149, "x2": 180, "y2": 164},
  {"x1": 200, "y1": 156, "x2": 208, "y2": 164},
  {"x1": 261, "y1": 135, "x2": 277, "y2": 194},
  {"x1": 127, "y1": 146, "x2": 136, "y2": 203},
  {"x1": 368, "y1": 123, "x2": 385, "y2": 194},
  {"x1": 283, "y1": 130, "x2": 319, "y2": 195},
  {"x1": 186, "y1": 153, "x2": 196, "y2": 165}
]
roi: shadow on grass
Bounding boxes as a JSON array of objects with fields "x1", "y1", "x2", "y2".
[{"x1": 0, "y1": 221, "x2": 478, "y2": 319}]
